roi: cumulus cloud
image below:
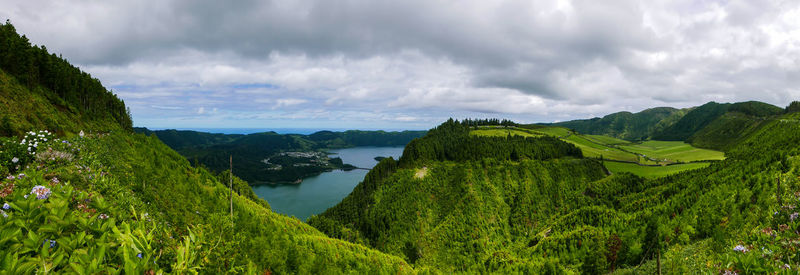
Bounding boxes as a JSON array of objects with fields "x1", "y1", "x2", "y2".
[{"x1": 1, "y1": 0, "x2": 798, "y2": 128}]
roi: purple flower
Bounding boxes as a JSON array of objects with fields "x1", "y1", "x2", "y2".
[
  {"x1": 733, "y1": 245, "x2": 748, "y2": 253},
  {"x1": 791, "y1": 212, "x2": 799, "y2": 221},
  {"x1": 43, "y1": 239, "x2": 56, "y2": 248},
  {"x1": 30, "y1": 185, "x2": 51, "y2": 200},
  {"x1": 2, "y1": 203, "x2": 9, "y2": 210},
  {"x1": 137, "y1": 253, "x2": 143, "y2": 258},
  {"x1": 50, "y1": 177, "x2": 59, "y2": 184},
  {"x1": 17, "y1": 173, "x2": 25, "y2": 179},
  {"x1": 5, "y1": 175, "x2": 13, "y2": 180},
  {"x1": 1, "y1": 210, "x2": 7, "y2": 218}
]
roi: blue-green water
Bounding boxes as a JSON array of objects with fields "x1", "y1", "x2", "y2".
[{"x1": 252, "y1": 147, "x2": 404, "y2": 220}]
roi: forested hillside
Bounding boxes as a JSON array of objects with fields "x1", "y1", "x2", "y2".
[
  {"x1": 547, "y1": 107, "x2": 682, "y2": 141},
  {"x1": 0, "y1": 21, "x2": 131, "y2": 136},
  {"x1": 0, "y1": 23, "x2": 411, "y2": 273},
  {"x1": 549, "y1": 100, "x2": 787, "y2": 151},
  {"x1": 312, "y1": 114, "x2": 800, "y2": 273}
]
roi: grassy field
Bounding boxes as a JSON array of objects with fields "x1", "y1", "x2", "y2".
[
  {"x1": 604, "y1": 161, "x2": 712, "y2": 178},
  {"x1": 530, "y1": 126, "x2": 573, "y2": 137},
  {"x1": 618, "y1": 140, "x2": 725, "y2": 162},
  {"x1": 473, "y1": 125, "x2": 722, "y2": 177},
  {"x1": 585, "y1": 134, "x2": 629, "y2": 145},
  {"x1": 562, "y1": 134, "x2": 640, "y2": 162},
  {"x1": 470, "y1": 127, "x2": 543, "y2": 138}
]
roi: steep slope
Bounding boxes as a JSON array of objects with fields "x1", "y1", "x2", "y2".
[
  {"x1": 0, "y1": 22, "x2": 131, "y2": 136},
  {"x1": 685, "y1": 101, "x2": 784, "y2": 150},
  {"x1": 312, "y1": 114, "x2": 800, "y2": 273},
  {"x1": 310, "y1": 120, "x2": 610, "y2": 272},
  {"x1": 546, "y1": 107, "x2": 682, "y2": 141},
  {"x1": 650, "y1": 102, "x2": 730, "y2": 140},
  {"x1": 0, "y1": 22, "x2": 411, "y2": 273}
]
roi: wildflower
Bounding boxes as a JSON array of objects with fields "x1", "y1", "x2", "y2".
[
  {"x1": 43, "y1": 239, "x2": 56, "y2": 248},
  {"x1": 98, "y1": 213, "x2": 109, "y2": 219},
  {"x1": 17, "y1": 173, "x2": 25, "y2": 179},
  {"x1": 1, "y1": 210, "x2": 7, "y2": 218},
  {"x1": 791, "y1": 212, "x2": 799, "y2": 221},
  {"x1": 137, "y1": 253, "x2": 143, "y2": 258},
  {"x1": 62, "y1": 140, "x2": 68, "y2": 144},
  {"x1": 2, "y1": 203, "x2": 8, "y2": 210},
  {"x1": 24, "y1": 195, "x2": 28, "y2": 199},
  {"x1": 50, "y1": 177, "x2": 59, "y2": 184},
  {"x1": 11, "y1": 157, "x2": 18, "y2": 163},
  {"x1": 733, "y1": 245, "x2": 748, "y2": 253},
  {"x1": 5, "y1": 175, "x2": 14, "y2": 180},
  {"x1": 30, "y1": 185, "x2": 51, "y2": 200},
  {"x1": 79, "y1": 130, "x2": 84, "y2": 138}
]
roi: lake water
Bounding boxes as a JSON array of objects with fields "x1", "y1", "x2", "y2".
[{"x1": 251, "y1": 147, "x2": 404, "y2": 220}]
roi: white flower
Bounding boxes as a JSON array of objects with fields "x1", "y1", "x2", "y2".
[
  {"x1": 79, "y1": 131, "x2": 85, "y2": 138},
  {"x1": 11, "y1": 157, "x2": 18, "y2": 163}
]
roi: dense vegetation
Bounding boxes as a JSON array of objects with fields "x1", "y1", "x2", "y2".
[
  {"x1": 312, "y1": 113, "x2": 800, "y2": 273},
  {"x1": 549, "y1": 101, "x2": 785, "y2": 152},
  {"x1": 0, "y1": 29, "x2": 412, "y2": 273},
  {"x1": 136, "y1": 128, "x2": 426, "y2": 184},
  {"x1": 547, "y1": 107, "x2": 681, "y2": 141},
  {"x1": 4, "y1": 22, "x2": 800, "y2": 274},
  {"x1": 0, "y1": 21, "x2": 131, "y2": 136}
]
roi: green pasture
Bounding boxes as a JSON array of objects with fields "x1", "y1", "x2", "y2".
[
  {"x1": 604, "y1": 161, "x2": 712, "y2": 178},
  {"x1": 619, "y1": 140, "x2": 725, "y2": 162}
]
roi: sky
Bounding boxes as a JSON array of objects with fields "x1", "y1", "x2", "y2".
[{"x1": 2, "y1": 0, "x2": 799, "y2": 130}]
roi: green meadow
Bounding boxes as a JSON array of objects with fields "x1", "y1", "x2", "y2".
[
  {"x1": 603, "y1": 161, "x2": 712, "y2": 178},
  {"x1": 618, "y1": 140, "x2": 725, "y2": 163},
  {"x1": 471, "y1": 126, "x2": 723, "y2": 178}
]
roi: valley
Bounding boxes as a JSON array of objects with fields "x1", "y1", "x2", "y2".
[{"x1": 3, "y1": 18, "x2": 800, "y2": 274}]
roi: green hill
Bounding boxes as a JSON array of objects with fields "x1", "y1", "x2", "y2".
[
  {"x1": 546, "y1": 107, "x2": 682, "y2": 141},
  {"x1": 0, "y1": 21, "x2": 131, "y2": 136},
  {"x1": 311, "y1": 115, "x2": 800, "y2": 273},
  {"x1": 0, "y1": 22, "x2": 410, "y2": 273},
  {"x1": 549, "y1": 101, "x2": 784, "y2": 152}
]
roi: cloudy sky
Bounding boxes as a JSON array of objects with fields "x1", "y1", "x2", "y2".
[{"x1": 2, "y1": 0, "x2": 799, "y2": 130}]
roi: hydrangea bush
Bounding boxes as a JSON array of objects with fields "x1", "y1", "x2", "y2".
[{"x1": 721, "y1": 175, "x2": 800, "y2": 274}]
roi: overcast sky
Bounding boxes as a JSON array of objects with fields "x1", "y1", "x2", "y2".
[{"x1": 2, "y1": 0, "x2": 799, "y2": 130}]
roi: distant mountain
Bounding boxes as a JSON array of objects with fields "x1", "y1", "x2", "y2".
[
  {"x1": 547, "y1": 100, "x2": 785, "y2": 150},
  {"x1": 136, "y1": 128, "x2": 427, "y2": 184},
  {"x1": 683, "y1": 101, "x2": 784, "y2": 150},
  {"x1": 546, "y1": 107, "x2": 682, "y2": 141},
  {"x1": 650, "y1": 102, "x2": 731, "y2": 141}
]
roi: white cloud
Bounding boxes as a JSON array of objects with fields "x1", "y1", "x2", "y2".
[{"x1": 1, "y1": 0, "x2": 798, "y2": 128}]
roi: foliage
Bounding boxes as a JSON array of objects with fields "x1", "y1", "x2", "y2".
[
  {"x1": 0, "y1": 21, "x2": 131, "y2": 135},
  {"x1": 546, "y1": 107, "x2": 682, "y2": 141},
  {"x1": 313, "y1": 112, "x2": 800, "y2": 273}
]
